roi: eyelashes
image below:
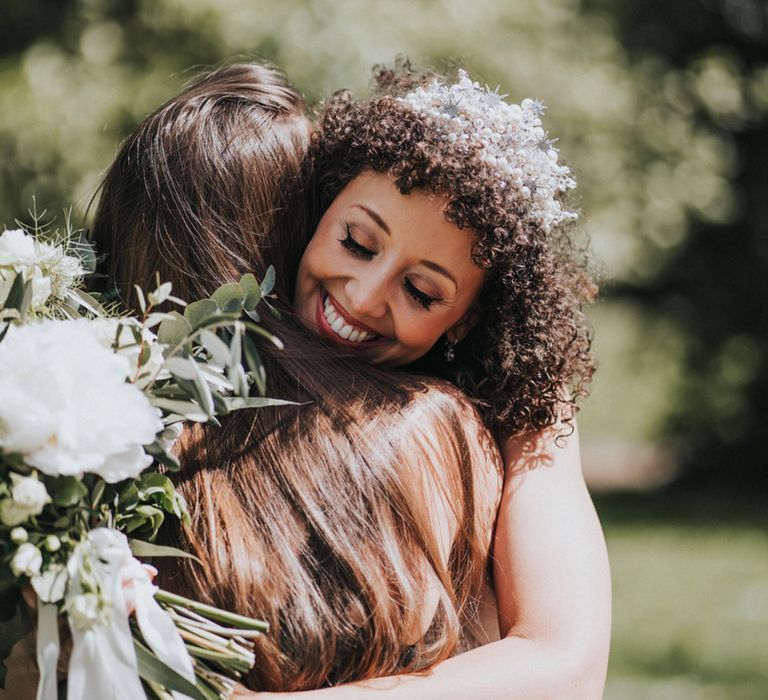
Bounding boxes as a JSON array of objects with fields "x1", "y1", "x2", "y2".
[
  {"x1": 338, "y1": 221, "x2": 440, "y2": 310},
  {"x1": 404, "y1": 278, "x2": 436, "y2": 309},
  {"x1": 339, "y1": 223, "x2": 375, "y2": 260}
]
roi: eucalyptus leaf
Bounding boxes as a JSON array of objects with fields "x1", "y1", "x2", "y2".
[
  {"x1": 243, "y1": 334, "x2": 266, "y2": 395},
  {"x1": 67, "y1": 288, "x2": 107, "y2": 316},
  {"x1": 137, "y1": 342, "x2": 152, "y2": 368},
  {"x1": 196, "y1": 311, "x2": 243, "y2": 326},
  {"x1": 183, "y1": 299, "x2": 219, "y2": 330},
  {"x1": 134, "y1": 285, "x2": 147, "y2": 314},
  {"x1": 224, "y1": 396, "x2": 299, "y2": 411},
  {"x1": 157, "y1": 312, "x2": 192, "y2": 346},
  {"x1": 198, "y1": 329, "x2": 231, "y2": 367},
  {"x1": 150, "y1": 398, "x2": 208, "y2": 422},
  {"x1": 144, "y1": 312, "x2": 176, "y2": 328},
  {"x1": 163, "y1": 356, "x2": 199, "y2": 381},
  {"x1": 240, "y1": 273, "x2": 262, "y2": 310},
  {"x1": 147, "y1": 281, "x2": 173, "y2": 307},
  {"x1": 260, "y1": 265, "x2": 275, "y2": 296},
  {"x1": 226, "y1": 362, "x2": 249, "y2": 397},
  {"x1": 211, "y1": 283, "x2": 244, "y2": 312},
  {"x1": 197, "y1": 364, "x2": 234, "y2": 391}
]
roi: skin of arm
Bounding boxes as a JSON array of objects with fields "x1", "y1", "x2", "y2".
[{"x1": 236, "y1": 421, "x2": 612, "y2": 700}]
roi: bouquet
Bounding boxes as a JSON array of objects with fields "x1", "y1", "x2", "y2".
[{"x1": 0, "y1": 210, "x2": 285, "y2": 699}]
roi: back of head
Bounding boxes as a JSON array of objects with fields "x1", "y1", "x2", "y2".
[
  {"x1": 163, "y1": 379, "x2": 495, "y2": 691},
  {"x1": 91, "y1": 63, "x2": 313, "y2": 306}
]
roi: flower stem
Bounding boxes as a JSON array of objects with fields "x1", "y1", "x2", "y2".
[{"x1": 155, "y1": 589, "x2": 269, "y2": 632}]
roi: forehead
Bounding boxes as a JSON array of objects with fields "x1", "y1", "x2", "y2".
[{"x1": 334, "y1": 172, "x2": 482, "y2": 277}]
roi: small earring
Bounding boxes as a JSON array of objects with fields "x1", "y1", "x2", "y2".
[{"x1": 444, "y1": 338, "x2": 457, "y2": 363}]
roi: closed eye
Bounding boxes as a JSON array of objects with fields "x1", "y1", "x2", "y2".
[
  {"x1": 404, "y1": 278, "x2": 438, "y2": 310},
  {"x1": 339, "y1": 223, "x2": 375, "y2": 260}
]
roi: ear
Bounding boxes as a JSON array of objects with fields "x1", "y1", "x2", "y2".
[{"x1": 445, "y1": 307, "x2": 479, "y2": 343}]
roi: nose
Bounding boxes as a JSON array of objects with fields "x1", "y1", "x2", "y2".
[{"x1": 345, "y1": 270, "x2": 390, "y2": 319}]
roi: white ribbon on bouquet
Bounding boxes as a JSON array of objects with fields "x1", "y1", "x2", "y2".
[{"x1": 35, "y1": 527, "x2": 195, "y2": 700}]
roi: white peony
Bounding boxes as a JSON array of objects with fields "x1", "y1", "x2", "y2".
[
  {"x1": 0, "y1": 472, "x2": 51, "y2": 526},
  {"x1": 0, "y1": 319, "x2": 162, "y2": 482},
  {"x1": 0, "y1": 228, "x2": 83, "y2": 313},
  {"x1": 11, "y1": 542, "x2": 42, "y2": 577}
]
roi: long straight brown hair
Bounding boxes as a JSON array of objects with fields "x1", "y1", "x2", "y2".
[{"x1": 89, "y1": 63, "x2": 500, "y2": 691}]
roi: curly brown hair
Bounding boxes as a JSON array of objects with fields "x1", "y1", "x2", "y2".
[{"x1": 311, "y1": 61, "x2": 597, "y2": 437}]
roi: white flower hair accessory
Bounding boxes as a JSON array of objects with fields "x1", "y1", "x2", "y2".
[{"x1": 399, "y1": 70, "x2": 578, "y2": 233}]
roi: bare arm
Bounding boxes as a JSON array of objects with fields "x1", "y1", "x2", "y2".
[{"x1": 236, "y1": 421, "x2": 611, "y2": 700}]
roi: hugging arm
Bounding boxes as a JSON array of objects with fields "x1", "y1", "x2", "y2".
[{"x1": 237, "y1": 419, "x2": 611, "y2": 700}]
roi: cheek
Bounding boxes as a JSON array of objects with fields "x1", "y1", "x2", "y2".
[
  {"x1": 303, "y1": 231, "x2": 342, "y2": 280},
  {"x1": 395, "y1": 311, "x2": 453, "y2": 349}
]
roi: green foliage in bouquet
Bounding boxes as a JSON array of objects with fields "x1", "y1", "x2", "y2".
[{"x1": 0, "y1": 210, "x2": 287, "y2": 699}]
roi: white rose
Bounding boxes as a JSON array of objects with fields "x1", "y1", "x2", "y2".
[
  {"x1": 31, "y1": 563, "x2": 68, "y2": 603},
  {"x1": 11, "y1": 542, "x2": 42, "y2": 578},
  {"x1": 10, "y1": 472, "x2": 51, "y2": 513},
  {"x1": 0, "y1": 320, "x2": 162, "y2": 482}
]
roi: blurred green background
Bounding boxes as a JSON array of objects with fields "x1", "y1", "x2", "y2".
[{"x1": 1, "y1": 1, "x2": 766, "y2": 697}]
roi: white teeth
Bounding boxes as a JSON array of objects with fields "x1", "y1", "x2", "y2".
[{"x1": 322, "y1": 294, "x2": 376, "y2": 343}]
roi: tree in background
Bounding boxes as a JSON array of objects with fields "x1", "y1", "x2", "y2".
[{"x1": 585, "y1": 0, "x2": 768, "y2": 491}]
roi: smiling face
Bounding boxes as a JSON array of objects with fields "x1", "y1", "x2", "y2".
[{"x1": 294, "y1": 171, "x2": 485, "y2": 366}]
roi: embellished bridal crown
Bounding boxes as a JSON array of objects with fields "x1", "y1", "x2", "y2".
[{"x1": 399, "y1": 70, "x2": 577, "y2": 233}]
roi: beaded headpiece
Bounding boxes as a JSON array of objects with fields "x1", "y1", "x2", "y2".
[{"x1": 399, "y1": 70, "x2": 577, "y2": 233}]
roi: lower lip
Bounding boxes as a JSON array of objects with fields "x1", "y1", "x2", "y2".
[{"x1": 314, "y1": 291, "x2": 388, "y2": 351}]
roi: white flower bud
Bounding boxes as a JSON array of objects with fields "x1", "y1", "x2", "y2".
[
  {"x1": 43, "y1": 535, "x2": 61, "y2": 552},
  {"x1": 11, "y1": 543, "x2": 42, "y2": 578},
  {"x1": 10, "y1": 527, "x2": 28, "y2": 544}
]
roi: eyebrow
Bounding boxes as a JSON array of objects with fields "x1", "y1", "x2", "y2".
[
  {"x1": 420, "y1": 260, "x2": 457, "y2": 291},
  {"x1": 353, "y1": 205, "x2": 458, "y2": 291},
  {"x1": 354, "y1": 205, "x2": 390, "y2": 235}
]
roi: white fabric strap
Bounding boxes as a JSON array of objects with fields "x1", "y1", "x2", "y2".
[{"x1": 35, "y1": 603, "x2": 60, "y2": 700}]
